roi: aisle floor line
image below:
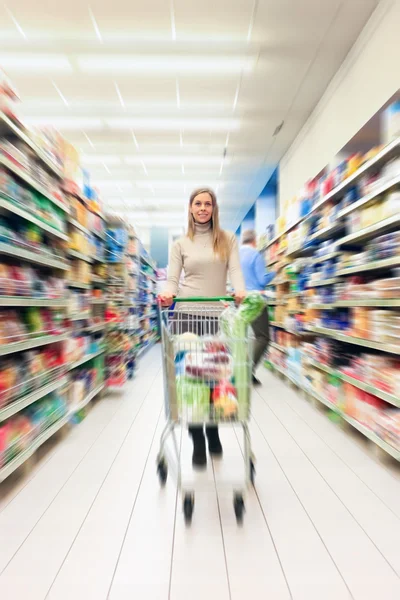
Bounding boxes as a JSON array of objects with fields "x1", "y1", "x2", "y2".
[
  {"x1": 251, "y1": 384, "x2": 400, "y2": 598},
  {"x1": 0, "y1": 360, "x2": 162, "y2": 598},
  {"x1": 266, "y1": 369, "x2": 400, "y2": 514},
  {"x1": 46, "y1": 370, "x2": 163, "y2": 599},
  {"x1": 0, "y1": 357, "x2": 157, "y2": 515},
  {"x1": 0, "y1": 392, "x2": 130, "y2": 572},
  {"x1": 107, "y1": 396, "x2": 178, "y2": 599},
  {"x1": 238, "y1": 413, "x2": 352, "y2": 599},
  {"x1": 212, "y1": 429, "x2": 293, "y2": 600},
  {"x1": 256, "y1": 374, "x2": 400, "y2": 578},
  {"x1": 106, "y1": 405, "x2": 163, "y2": 598}
]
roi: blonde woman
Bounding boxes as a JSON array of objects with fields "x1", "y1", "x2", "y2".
[{"x1": 159, "y1": 188, "x2": 246, "y2": 467}]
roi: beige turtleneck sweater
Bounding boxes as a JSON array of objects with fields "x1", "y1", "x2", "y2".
[{"x1": 164, "y1": 222, "x2": 245, "y2": 300}]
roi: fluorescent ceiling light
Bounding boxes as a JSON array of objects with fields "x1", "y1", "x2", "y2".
[
  {"x1": 106, "y1": 118, "x2": 240, "y2": 131},
  {"x1": 77, "y1": 55, "x2": 256, "y2": 74},
  {"x1": 132, "y1": 131, "x2": 139, "y2": 148},
  {"x1": 1, "y1": 54, "x2": 72, "y2": 72},
  {"x1": 96, "y1": 181, "x2": 134, "y2": 188},
  {"x1": 25, "y1": 117, "x2": 101, "y2": 129},
  {"x1": 83, "y1": 155, "x2": 122, "y2": 166},
  {"x1": 140, "y1": 161, "x2": 148, "y2": 176},
  {"x1": 176, "y1": 79, "x2": 180, "y2": 109},
  {"x1": 52, "y1": 81, "x2": 69, "y2": 107},
  {"x1": 136, "y1": 181, "x2": 224, "y2": 189},
  {"x1": 114, "y1": 82, "x2": 125, "y2": 108},
  {"x1": 124, "y1": 155, "x2": 228, "y2": 165},
  {"x1": 83, "y1": 131, "x2": 95, "y2": 148},
  {"x1": 89, "y1": 7, "x2": 103, "y2": 43},
  {"x1": 5, "y1": 6, "x2": 27, "y2": 39},
  {"x1": 170, "y1": 0, "x2": 177, "y2": 41}
]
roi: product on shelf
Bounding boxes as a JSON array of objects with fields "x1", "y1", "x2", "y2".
[{"x1": 0, "y1": 391, "x2": 68, "y2": 469}]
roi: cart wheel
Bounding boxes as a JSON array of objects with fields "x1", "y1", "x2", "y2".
[
  {"x1": 234, "y1": 493, "x2": 245, "y2": 524},
  {"x1": 250, "y1": 459, "x2": 256, "y2": 486},
  {"x1": 157, "y1": 459, "x2": 168, "y2": 486},
  {"x1": 183, "y1": 492, "x2": 194, "y2": 525}
]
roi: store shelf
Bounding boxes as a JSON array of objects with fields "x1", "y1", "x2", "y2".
[
  {"x1": 339, "y1": 372, "x2": 400, "y2": 408},
  {"x1": 339, "y1": 214, "x2": 400, "y2": 247},
  {"x1": 308, "y1": 326, "x2": 400, "y2": 355},
  {"x1": 0, "y1": 375, "x2": 69, "y2": 423},
  {"x1": 337, "y1": 173, "x2": 400, "y2": 220},
  {"x1": 68, "y1": 349, "x2": 105, "y2": 371},
  {"x1": 306, "y1": 359, "x2": 336, "y2": 376},
  {"x1": 307, "y1": 278, "x2": 341, "y2": 287},
  {"x1": 68, "y1": 249, "x2": 93, "y2": 263},
  {"x1": 68, "y1": 217, "x2": 90, "y2": 235},
  {"x1": 287, "y1": 245, "x2": 315, "y2": 259},
  {"x1": 270, "y1": 321, "x2": 285, "y2": 329},
  {"x1": 0, "y1": 412, "x2": 70, "y2": 483},
  {"x1": 335, "y1": 299, "x2": 400, "y2": 307},
  {"x1": 70, "y1": 311, "x2": 91, "y2": 321},
  {"x1": 271, "y1": 361, "x2": 400, "y2": 461},
  {"x1": 91, "y1": 275, "x2": 106, "y2": 285},
  {"x1": 0, "y1": 155, "x2": 68, "y2": 214},
  {"x1": 0, "y1": 241, "x2": 69, "y2": 270},
  {"x1": 337, "y1": 256, "x2": 400, "y2": 276},
  {"x1": 0, "y1": 196, "x2": 68, "y2": 241},
  {"x1": 270, "y1": 342, "x2": 289, "y2": 354},
  {"x1": 265, "y1": 215, "x2": 305, "y2": 249},
  {"x1": 85, "y1": 322, "x2": 107, "y2": 333},
  {"x1": 307, "y1": 303, "x2": 336, "y2": 310},
  {"x1": 0, "y1": 296, "x2": 67, "y2": 307},
  {"x1": 0, "y1": 112, "x2": 63, "y2": 178},
  {"x1": 311, "y1": 251, "x2": 340, "y2": 264},
  {"x1": 70, "y1": 382, "x2": 105, "y2": 414},
  {"x1": 309, "y1": 222, "x2": 344, "y2": 243},
  {"x1": 0, "y1": 332, "x2": 69, "y2": 357},
  {"x1": 68, "y1": 281, "x2": 91, "y2": 290},
  {"x1": 309, "y1": 137, "x2": 400, "y2": 215}
]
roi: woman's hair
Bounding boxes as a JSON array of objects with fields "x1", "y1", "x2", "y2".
[{"x1": 187, "y1": 187, "x2": 230, "y2": 261}]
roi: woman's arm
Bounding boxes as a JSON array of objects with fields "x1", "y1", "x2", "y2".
[
  {"x1": 163, "y1": 240, "x2": 183, "y2": 297},
  {"x1": 227, "y1": 233, "x2": 246, "y2": 297}
]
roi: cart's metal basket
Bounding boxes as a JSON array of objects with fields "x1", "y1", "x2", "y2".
[{"x1": 159, "y1": 297, "x2": 252, "y2": 425}]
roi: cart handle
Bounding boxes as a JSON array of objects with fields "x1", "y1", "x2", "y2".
[{"x1": 173, "y1": 296, "x2": 235, "y2": 303}]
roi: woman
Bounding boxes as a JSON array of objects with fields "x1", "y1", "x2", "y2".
[{"x1": 159, "y1": 188, "x2": 246, "y2": 468}]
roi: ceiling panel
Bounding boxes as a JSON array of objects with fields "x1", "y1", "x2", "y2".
[
  {"x1": 252, "y1": 0, "x2": 342, "y2": 45},
  {"x1": 11, "y1": 1, "x2": 91, "y2": 35},
  {"x1": 0, "y1": 0, "x2": 380, "y2": 231},
  {"x1": 92, "y1": 0, "x2": 171, "y2": 38},
  {"x1": 174, "y1": 0, "x2": 252, "y2": 40}
]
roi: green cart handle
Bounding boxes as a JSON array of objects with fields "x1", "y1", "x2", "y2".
[{"x1": 174, "y1": 296, "x2": 235, "y2": 303}]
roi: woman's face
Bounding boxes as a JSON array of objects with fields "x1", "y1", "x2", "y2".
[{"x1": 190, "y1": 192, "x2": 213, "y2": 224}]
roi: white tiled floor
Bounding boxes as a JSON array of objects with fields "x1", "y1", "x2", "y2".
[{"x1": 1, "y1": 347, "x2": 400, "y2": 599}]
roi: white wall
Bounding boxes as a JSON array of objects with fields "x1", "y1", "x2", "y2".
[{"x1": 279, "y1": 0, "x2": 400, "y2": 208}]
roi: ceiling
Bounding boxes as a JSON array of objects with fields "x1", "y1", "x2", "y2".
[{"x1": 0, "y1": 0, "x2": 380, "y2": 233}]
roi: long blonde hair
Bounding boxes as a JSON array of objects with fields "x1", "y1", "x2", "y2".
[{"x1": 187, "y1": 187, "x2": 230, "y2": 261}]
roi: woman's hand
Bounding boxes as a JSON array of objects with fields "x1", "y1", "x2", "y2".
[
  {"x1": 234, "y1": 290, "x2": 246, "y2": 304},
  {"x1": 158, "y1": 293, "x2": 174, "y2": 307}
]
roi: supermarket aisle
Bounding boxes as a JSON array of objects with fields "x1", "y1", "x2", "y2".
[{"x1": 1, "y1": 348, "x2": 400, "y2": 599}]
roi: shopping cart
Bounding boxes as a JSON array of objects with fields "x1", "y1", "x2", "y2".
[{"x1": 156, "y1": 296, "x2": 255, "y2": 524}]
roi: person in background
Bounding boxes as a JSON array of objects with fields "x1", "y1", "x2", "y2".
[
  {"x1": 239, "y1": 229, "x2": 275, "y2": 386},
  {"x1": 159, "y1": 188, "x2": 246, "y2": 468}
]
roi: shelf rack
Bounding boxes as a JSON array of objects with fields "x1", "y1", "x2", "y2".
[{"x1": 265, "y1": 135, "x2": 400, "y2": 461}]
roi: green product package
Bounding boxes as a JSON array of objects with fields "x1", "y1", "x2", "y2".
[
  {"x1": 220, "y1": 293, "x2": 265, "y2": 415},
  {"x1": 176, "y1": 376, "x2": 210, "y2": 421}
]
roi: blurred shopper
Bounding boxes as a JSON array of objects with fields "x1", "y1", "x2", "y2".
[
  {"x1": 239, "y1": 229, "x2": 275, "y2": 385},
  {"x1": 159, "y1": 188, "x2": 246, "y2": 468}
]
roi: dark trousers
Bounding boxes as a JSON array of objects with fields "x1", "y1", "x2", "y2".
[
  {"x1": 251, "y1": 306, "x2": 270, "y2": 370},
  {"x1": 173, "y1": 312, "x2": 218, "y2": 437}
]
